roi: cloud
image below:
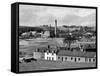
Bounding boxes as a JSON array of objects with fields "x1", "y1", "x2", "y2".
[
  {"x1": 19, "y1": 5, "x2": 96, "y2": 26},
  {"x1": 75, "y1": 8, "x2": 96, "y2": 17}
]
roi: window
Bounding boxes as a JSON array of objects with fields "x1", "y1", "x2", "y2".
[
  {"x1": 75, "y1": 58, "x2": 76, "y2": 62},
  {"x1": 65, "y1": 57, "x2": 67, "y2": 60},
  {"x1": 58, "y1": 57, "x2": 60, "y2": 59},
  {"x1": 78, "y1": 58, "x2": 80, "y2": 61},
  {"x1": 93, "y1": 59, "x2": 95, "y2": 62},
  {"x1": 89, "y1": 58, "x2": 91, "y2": 62},
  {"x1": 62, "y1": 57, "x2": 63, "y2": 61},
  {"x1": 71, "y1": 57, "x2": 73, "y2": 60},
  {"x1": 52, "y1": 53, "x2": 54, "y2": 55}
]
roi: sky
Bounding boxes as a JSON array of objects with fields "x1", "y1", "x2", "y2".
[{"x1": 19, "y1": 5, "x2": 96, "y2": 27}]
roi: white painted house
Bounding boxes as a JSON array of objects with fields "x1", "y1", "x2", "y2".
[{"x1": 44, "y1": 50, "x2": 57, "y2": 61}]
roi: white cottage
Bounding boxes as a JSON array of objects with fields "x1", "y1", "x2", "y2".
[
  {"x1": 44, "y1": 50, "x2": 57, "y2": 61},
  {"x1": 44, "y1": 52, "x2": 57, "y2": 61}
]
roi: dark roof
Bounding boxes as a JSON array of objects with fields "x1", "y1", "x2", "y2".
[
  {"x1": 36, "y1": 47, "x2": 58, "y2": 53},
  {"x1": 57, "y1": 50, "x2": 96, "y2": 58}
]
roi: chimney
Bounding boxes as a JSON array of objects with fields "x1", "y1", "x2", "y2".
[{"x1": 55, "y1": 19, "x2": 57, "y2": 37}]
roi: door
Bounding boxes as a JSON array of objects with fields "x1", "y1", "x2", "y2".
[
  {"x1": 75, "y1": 58, "x2": 77, "y2": 62},
  {"x1": 62, "y1": 57, "x2": 63, "y2": 61}
]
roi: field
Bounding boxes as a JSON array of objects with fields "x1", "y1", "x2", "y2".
[
  {"x1": 19, "y1": 60, "x2": 96, "y2": 72},
  {"x1": 19, "y1": 38, "x2": 96, "y2": 53},
  {"x1": 19, "y1": 38, "x2": 64, "y2": 53},
  {"x1": 19, "y1": 38, "x2": 64, "y2": 46}
]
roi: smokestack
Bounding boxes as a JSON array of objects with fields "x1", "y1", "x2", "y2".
[{"x1": 55, "y1": 19, "x2": 57, "y2": 37}]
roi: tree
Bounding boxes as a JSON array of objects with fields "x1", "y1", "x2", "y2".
[{"x1": 63, "y1": 33, "x2": 78, "y2": 51}]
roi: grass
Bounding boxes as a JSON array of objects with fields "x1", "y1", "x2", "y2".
[
  {"x1": 19, "y1": 60, "x2": 96, "y2": 72},
  {"x1": 19, "y1": 38, "x2": 64, "y2": 53}
]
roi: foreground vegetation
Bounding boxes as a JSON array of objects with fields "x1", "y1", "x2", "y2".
[{"x1": 19, "y1": 60, "x2": 96, "y2": 72}]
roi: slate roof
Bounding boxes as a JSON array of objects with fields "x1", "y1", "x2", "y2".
[
  {"x1": 57, "y1": 50, "x2": 96, "y2": 58},
  {"x1": 35, "y1": 46, "x2": 96, "y2": 58}
]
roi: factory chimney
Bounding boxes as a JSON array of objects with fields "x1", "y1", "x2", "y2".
[{"x1": 55, "y1": 19, "x2": 57, "y2": 37}]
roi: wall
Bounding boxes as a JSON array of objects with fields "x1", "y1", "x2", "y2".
[
  {"x1": 44, "y1": 52, "x2": 57, "y2": 60},
  {"x1": 33, "y1": 52, "x2": 44, "y2": 59},
  {"x1": 57, "y1": 56, "x2": 95, "y2": 63},
  {"x1": 85, "y1": 58, "x2": 96, "y2": 63}
]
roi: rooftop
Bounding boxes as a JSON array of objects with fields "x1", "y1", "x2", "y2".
[
  {"x1": 57, "y1": 50, "x2": 96, "y2": 58},
  {"x1": 34, "y1": 46, "x2": 96, "y2": 58}
]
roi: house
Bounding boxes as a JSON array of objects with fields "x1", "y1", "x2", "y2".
[
  {"x1": 32, "y1": 45, "x2": 96, "y2": 63},
  {"x1": 33, "y1": 45, "x2": 58, "y2": 61},
  {"x1": 31, "y1": 31, "x2": 36, "y2": 35},
  {"x1": 57, "y1": 50, "x2": 96, "y2": 63},
  {"x1": 44, "y1": 48, "x2": 57, "y2": 61},
  {"x1": 41, "y1": 31, "x2": 50, "y2": 38},
  {"x1": 33, "y1": 48, "x2": 44, "y2": 59}
]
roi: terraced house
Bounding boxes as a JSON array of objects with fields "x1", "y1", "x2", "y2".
[
  {"x1": 57, "y1": 50, "x2": 96, "y2": 63},
  {"x1": 33, "y1": 46, "x2": 96, "y2": 63}
]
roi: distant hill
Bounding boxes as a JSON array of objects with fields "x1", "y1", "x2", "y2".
[{"x1": 19, "y1": 26, "x2": 44, "y2": 35}]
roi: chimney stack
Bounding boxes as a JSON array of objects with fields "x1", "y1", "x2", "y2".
[{"x1": 55, "y1": 19, "x2": 57, "y2": 37}]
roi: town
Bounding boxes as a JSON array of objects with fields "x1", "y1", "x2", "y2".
[{"x1": 19, "y1": 19, "x2": 96, "y2": 71}]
